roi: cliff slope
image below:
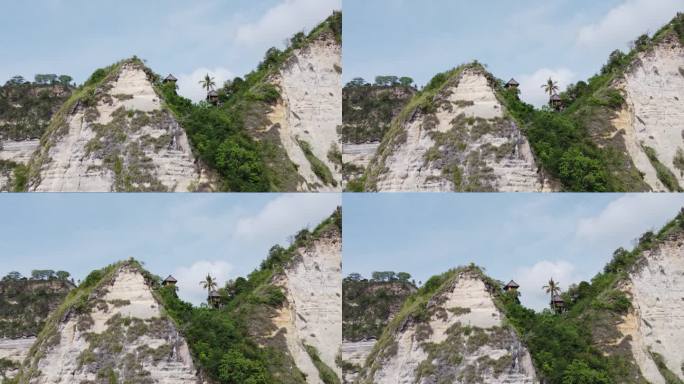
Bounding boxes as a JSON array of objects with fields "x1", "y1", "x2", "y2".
[
  {"x1": 16, "y1": 260, "x2": 202, "y2": 383},
  {"x1": 271, "y1": 215, "x2": 342, "y2": 383},
  {"x1": 365, "y1": 64, "x2": 549, "y2": 192},
  {"x1": 356, "y1": 267, "x2": 537, "y2": 384},
  {"x1": 27, "y1": 59, "x2": 205, "y2": 192},
  {"x1": 263, "y1": 14, "x2": 342, "y2": 191}
]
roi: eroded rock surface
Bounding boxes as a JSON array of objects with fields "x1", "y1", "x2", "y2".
[
  {"x1": 268, "y1": 34, "x2": 342, "y2": 191},
  {"x1": 359, "y1": 270, "x2": 538, "y2": 384},
  {"x1": 611, "y1": 35, "x2": 684, "y2": 191},
  {"x1": 368, "y1": 68, "x2": 547, "y2": 192},
  {"x1": 21, "y1": 265, "x2": 202, "y2": 383},
  {"x1": 273, "y1": 227, "x2": 342, "y2": 383},
  {"x1": 29, "y1": 62, "x2": 205, "y2": 192},
  {"x1": 616, "y1": 232, "x2": 684, "y2": 383}
]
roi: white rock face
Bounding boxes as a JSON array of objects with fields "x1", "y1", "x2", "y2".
[
  {"x1": 616, "y1": 233, "x2": 684, "y2": 383},
  {"x1": 612, "y1": 35, "x2": 684, "y2": 191},
  {"x1": 28, "y1": 265, "x2": 201, "y2": 384},
  {"x1": 0, "y1": 140, "x2": 40, "y2": 164},
  {"x1": 364, "y1": 271, "x2": 538, "y2": 384},
  {"x1": 269, "y1": 35, "x2": 342, "y2": 191},
  {"x1": 0, "y1": 337, "x2": 35, "y2": 379},
  {"x1": 371, "y1": 69, "x2": 546, "y2": 192},
  {"x1": 273, "y1": 229, "x2": 342, "y2": 383},
  {"x1": 30, "y1": 63, "x2": 204, "y2": 192}
]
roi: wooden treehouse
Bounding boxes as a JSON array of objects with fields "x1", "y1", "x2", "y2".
[
  {"x1": 162, "y1": 275, "x2": 177, "y2": 287},
  {"x1": 207, "y1": 90, "x2": 219, "y2": 105},
  {"x1": 551, "y1": 293, "x2": 566, "y2": 313},
  {"x1": 504, "y1": 78, "x2": 520, "y2": 90},
  {"x1": 163, "y1": 74, "x2": 178, "y2": 85},
  {"x1": 549, "y1": 94, "x2": 564, "y2": 111},
  {"x1": 208, "y1": 290, "x2": 222, "y2": 309},
  {"x1": 503, "y1": 280, "x2": 520, "y2": 292}
]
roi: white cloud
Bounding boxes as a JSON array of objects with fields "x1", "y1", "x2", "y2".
[
  {"x1": 576, "y1": 194, "x2": 684, "y2": 248},
  {"x1": 517, "y1": 68, "x2": 575, "y2": 107},
  {"x1": 176, "y1": 67, "x2": 234, "y2": 103},
  {"x1": 576, "y1": 0, "x2": 682, "y2": 50},
  {"x1": 235, "y1": 0, "x2": 340, "y2": 46},
  {"x1": 173, "y1": 260, "x2": 233, "y2": 305},
  {"x1": 515, "y1": 260, "x2": 582, "y2": 311},
  {"x1": 234, "y1": 194, "x2": 340, "y2": 245}
]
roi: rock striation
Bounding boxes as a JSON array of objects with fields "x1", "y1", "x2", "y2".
[
  {"x1": 356, "y1": 268, "x2": 538, "y2": 384},
  {"x1": 16, "y1": 262, "x2": 202, "y2": 383},
  {"x1": 615, "y1": 231, "x2": 684, "y2": 383},
  {"x1": 366, "y1": 65, "x2": 549, "y2": 192},
  {"x1": 272, "y1": 223, "x2": 342, "y2": 383},
  {"x1": 267, "y1": 31, "x2": 342, "y2": 191},
  {"x1": 28, "y1": 60, "x2": 206, "y2": 192},
  {"x1": 610, "y1": 33, "x2": 684, "y2": 191}
]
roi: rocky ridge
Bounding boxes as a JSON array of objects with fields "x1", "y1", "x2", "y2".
[
  {"x1": 27, "y1": 59, "x2": 207, "y2": 192},
  {"x1": 365, "y1": 65, "x2": 550, "y2": 192},
  {"x1": 356, "y1": 267, "x2": 538, "y2": 384},
  {"x1": 15, "y1": 261, "x2": 202, "y2": 383}
]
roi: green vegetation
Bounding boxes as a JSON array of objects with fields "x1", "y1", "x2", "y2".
[
  {"x1": 362, "y1": 14, "x2": 684, "y2": 192},
  {"x1": 158, "y1": 208, "x2": 342, "y2": 384},
  {"x1": 297, "y1": 138, "x2": 337, "y2": 187},
  {"x1": 341, "y1": 81, "x2": 415, "y2": 144},
  {"x1": 0, "y1": 272, "x2": 73, "y2": 339},
  {"x1": 304, "y1": 345, "x2": 340, "y2": 384},
  {"x1": 158, "y1": 12, "x2": 341, "y2": 191},
  {"x1": 0, "y1": 76, "x2": 73, "y2": 141},
  {"x1": 642, "y1": 145, "x2": 682, "y2": 191},
  {"x1": 497, "y1": 211, "x2": 684, "y2": 383},
  {"x1": 343, "y1": 272, "x2": 415, "y2": 341}
]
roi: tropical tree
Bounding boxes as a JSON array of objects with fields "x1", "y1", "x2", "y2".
[
  {"x1": 543, "y1": 278, "x2": 561, "y2": 306},
  {"x1": 199, "y1": 74, "x2": 216, "y2": 93},
  {"x1": 541, "y1": 77, "x2": 559, "y2": 97},
  {"x1": 200, "y1": 274, "x2": 218, "y2": 297}
]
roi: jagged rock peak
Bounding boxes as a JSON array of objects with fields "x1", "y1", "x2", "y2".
[
  {"x1": 357, "y1": 265, "x2": 537, "y2": 384},
  {"x1": 366, "y1": 62, "x2": 550, "y2": 192},
  {"x1": 16, "y1": 259, "x2": 203, "y2": 384},
  {"x1": 27, "y1": 58, "x2": 208, "y2": 192}
]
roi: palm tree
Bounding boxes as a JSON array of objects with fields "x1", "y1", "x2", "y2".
[
  {"x1": 199, "y1": 74, "x2": 216, "y2": 93},
  {"x1": 543, "y1": 278, "x2": 561, "y2": 305},
  {"x1": 200, "y1": 274, "x2": 217, "y2": 297},
  {"x1": 541, "y1": 78, "x2": 559, "y2": 97}
]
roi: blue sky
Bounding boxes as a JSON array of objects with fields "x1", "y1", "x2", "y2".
[
  {"x1": 343, "y1": 0, "x2": 683, "y2": 106},
  {"x1": 342, "y1": 193, "x2": 684, "y2": 311},
  {"x1": 0, "y1": 0, "x2": 340, "y2": 101},
  {"x1": 0, "y1": 193, "x2": 340, "y2": 305}
]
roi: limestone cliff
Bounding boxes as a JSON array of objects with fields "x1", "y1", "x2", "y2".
[
  {"x1": 356, "y1": 267, "x2": 537, "y2": 384},
  {"x1": 271, "y1": 217, "x2": 342, "y2": 383},
  {"x1": 613, "y1": 230, "x2": 684, "y2": 383},
  {"x1": 608, "y1": 33, "x2": 684, "y2": 191},
  {"x1": 0, "y1": 277, "x2": 73, "y2": 380},
  {"x1": 27, "y1": 59, "x2": 207, "y2": 192},
  {"x1": 15, "y1": 261, "x2": 202, "y2": 383},
  {"x1": 365, "y1": 64, "x2": 549, "y2": 192},
  {"x1": 265, "y1": 26, "x2": 342, "y2": 192}
]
